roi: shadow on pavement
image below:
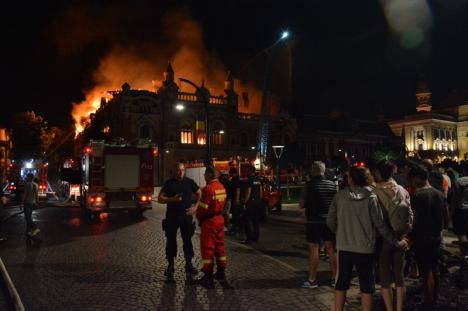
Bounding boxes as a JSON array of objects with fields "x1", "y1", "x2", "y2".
[{"x1": 1, "y1": 207, "x2": 149, "y2": 249}]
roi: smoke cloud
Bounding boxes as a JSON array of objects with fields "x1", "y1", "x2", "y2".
[{"x1": 47, "y1": 3, "x2": 267, "y2": 135}]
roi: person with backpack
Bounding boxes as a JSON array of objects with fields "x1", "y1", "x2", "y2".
[
  {"x1": 327, "y1": 166, "x2": 408, "y2": 311},
  {"x1": 373, "y1": 161, "x2": 413, "y2": 311}
]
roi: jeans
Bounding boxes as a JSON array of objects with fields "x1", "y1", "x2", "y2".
[{"x1": 24, "y1": 203, "x2": 37, "y2": 234}]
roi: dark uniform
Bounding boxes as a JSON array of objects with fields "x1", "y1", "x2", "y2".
[
  {"x1": 161, "y1": 177, "x2": 199, "y2": 263},
  {"x1": 244, "y1": 174, "x2": 262, "y2": 243},
  {"x1": 227, "y1": 174, "x2": 241, "y2": 233}
]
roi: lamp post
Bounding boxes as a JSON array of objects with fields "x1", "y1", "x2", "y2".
[
  {"x1": 272, "y1": 145, "x2": 284, "y2": 206},
  {"x1": 179, "y1": 78, "x2": 211, "y2": 166}
]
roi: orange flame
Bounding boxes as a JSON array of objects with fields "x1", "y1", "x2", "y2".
[{"x1": 71, "y1": 11, "x2": 276, "y2": 137}]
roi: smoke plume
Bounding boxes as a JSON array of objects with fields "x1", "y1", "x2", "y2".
[{"x1": 48, "y1": 4, "x2": 265, "y2": 135}]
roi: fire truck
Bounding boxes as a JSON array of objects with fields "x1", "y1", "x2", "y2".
[
  {"x1": 5, "y1": 160, "x2": 51, "y2": 202},
  {"x1": 80, "y1": 141, "x2": 157, "y2": 219}
]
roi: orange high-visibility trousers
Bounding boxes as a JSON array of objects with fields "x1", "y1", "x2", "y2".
[{"x1": 200, "y1": 216, "x2": 226, "y2": 272}]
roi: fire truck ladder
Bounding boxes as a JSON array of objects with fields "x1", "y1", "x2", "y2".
[{"x1": 257, "y1": 51, "x2": 271, "y2": 165}]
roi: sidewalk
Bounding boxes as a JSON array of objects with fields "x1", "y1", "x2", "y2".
[{"x1": 268, "y1": 203, "x2": 468, "y2": 310}]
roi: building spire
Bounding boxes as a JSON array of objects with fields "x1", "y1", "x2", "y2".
[
  {"x1": 224, "y1": 70, "x2": 234, "y2": 92},
  {"x1": 416, "y1": 77, "x2": 432, "y2": 112}
]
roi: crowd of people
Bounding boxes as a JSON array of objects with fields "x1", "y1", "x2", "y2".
[{"x1": 300, "y1": 158, "x2": 468, "y2": 311}]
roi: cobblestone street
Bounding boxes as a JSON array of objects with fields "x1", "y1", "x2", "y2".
[
  {"x1": 0, "y1": 203, "x2": 467, "y2": 310},
  {"x1": 0, "y1": 203, "x2": 341, "y2": 311}
]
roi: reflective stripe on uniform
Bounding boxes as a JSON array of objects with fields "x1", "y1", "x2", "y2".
[
  {"x1": 199, "y1": 202, "x2": 209, "y2": 209},
  {"x1": 214, "y1": 189, "x2": 226, "y2": 194},
  {"x1": 217, "y1": 256, "x2": 227, "y2": 261},
  {"x1": 213, "y1": 194, "x2": 226, "y2": 201},
  {"x1": 203, "y1": 259, "x2": 213, "y2": 264}
]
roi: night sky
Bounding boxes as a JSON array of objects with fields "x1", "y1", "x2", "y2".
[{"x1": 1, "y1": 0, "x2": 468, "y2": 128}]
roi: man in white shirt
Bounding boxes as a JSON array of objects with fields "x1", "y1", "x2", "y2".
[{"x1": 23, "y1": 173, "x2": 40, "y2": 237}]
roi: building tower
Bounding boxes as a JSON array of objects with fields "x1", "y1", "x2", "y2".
[{"x1": 416, "y1": 80, "x2": 432, "y2": 112}]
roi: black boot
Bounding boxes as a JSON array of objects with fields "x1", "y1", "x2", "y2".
[
  {"x1": 214, "y1": 268, "x2": 226, "y2": 281},
  {"x1": 185, "y1": 260, "x2": 198, "y2": 275},
  {"x1": 197, "y1": 270, "x2": 214, "y2": 289},
  {"x1": 164, "y1": 261, "x2": 175, "y2": 278}
]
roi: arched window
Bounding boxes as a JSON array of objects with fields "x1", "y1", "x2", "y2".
[
  {"x1": 180, "y1": 123, "x2": 193, "y2": 144},
  {"x1": 139, "y1": 125, "x2": 150, "y2": 139},
  {"x1": 212, "y1": 122, "x2": 225, "y2": 145},
  {"x1": 240, "y1": 132, "x2": 248, "y2": 147}
]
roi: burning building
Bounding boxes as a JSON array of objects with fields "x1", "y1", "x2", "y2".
[
  {"x1": 77, "y1": 63, "x2": 296, "y2": 183},
  {"x1": 0, "y1": 128, "x2": 12, "y2": 183}
]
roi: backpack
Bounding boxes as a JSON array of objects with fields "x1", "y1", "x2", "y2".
[
  {"x1": 376, "y1": 186, "x2": 413, "y2": 234},
  {"x1": 387, "y1": 199, "x2": 413, "y2": 234}
]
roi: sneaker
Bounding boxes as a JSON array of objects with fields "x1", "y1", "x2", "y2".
[
  {"x1": 302, "y1": 279, "x2": 319, "y2": 288},
  {"x1": 330, "y1": 278, "x2": 336, "y2": 287},
  {"x1": 240, "y1": 240, "x2": 251, "y2": 245},
  {"x1": 0, "y1": 237, "x2": 6, "y2": 242},
  {"x1": 164, "y1": 263, "x2": 175, "y2": 277},
  {"x1": 31, "y1": 228, "x2": 40, "y2": 237}
]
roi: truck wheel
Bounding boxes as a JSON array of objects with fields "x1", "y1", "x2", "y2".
[{"x1": 128, "y1": 209, "x2": 144, "y2": 219}]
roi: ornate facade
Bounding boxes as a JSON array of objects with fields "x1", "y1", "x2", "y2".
[
  {"x1": 80, "y1": 64, "x2": 296, "y2": 183},
  {"x1": 389, "y1": 82, "x2": 468, "y2": 160}
]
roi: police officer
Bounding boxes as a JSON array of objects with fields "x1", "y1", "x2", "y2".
[
  {"x1": 158, "y1": 162, "x2": 202, "y2": 278},
  {"x1": 196, "y1": 166, "x2": 227, "y2": 288},
  {"x1": 242, "y1": 165, "x2": 263, "y2": 244}
]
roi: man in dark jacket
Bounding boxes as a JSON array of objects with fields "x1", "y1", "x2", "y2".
[
  {"x1": 300, "y1": 161, "x2": 337, "y2": 288},
  {"x1": 408, "y1": 165, "x2": 447, "y2": 308}
]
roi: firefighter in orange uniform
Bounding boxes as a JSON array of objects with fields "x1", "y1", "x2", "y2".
[{"x1": 196, "y1": 166, "x2": 227, "y2": 287}]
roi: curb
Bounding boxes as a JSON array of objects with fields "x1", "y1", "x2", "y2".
[
  {"x1": 268, "y1": 215, "x2": 306, "y2": 225},
  {"x1": 0, "y1": 258, "x2": 24, "y2": 311}
]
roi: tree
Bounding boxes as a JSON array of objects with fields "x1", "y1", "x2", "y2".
[{"x1": 11, "y1": 111, "x2": 45, "y2": 160}]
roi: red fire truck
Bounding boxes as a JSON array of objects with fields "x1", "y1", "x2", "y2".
[
  {"x1": 80, "y1": 141, "x2": 157, "y2": 219},
  {"x1": 5, "y1": 160, "x2": 50, "y2": 202}
]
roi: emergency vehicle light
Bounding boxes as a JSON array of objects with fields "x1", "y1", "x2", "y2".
[{"x1": 85, "y1": 147, "x2": 93, "y2": 154}]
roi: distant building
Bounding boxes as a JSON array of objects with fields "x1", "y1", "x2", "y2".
[
  {"x1": 79, "y1": 64, "x2": 296, "y2": 183},
  {"x1": 0, "y1": 128, "x2": 12, "y2": 183},
  {"x1": 389, "y1": 82, "x2": 468, "y2": 161},
  {"x1": 297, "y1": 113, "x2": 394, "y2": 165}
]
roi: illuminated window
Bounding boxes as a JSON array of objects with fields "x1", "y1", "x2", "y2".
[
  {"x1": 212, "y1": 122, "x2": 224, "y2": 145},
  {"x1": 196, "y1": 121, "x2": 206, "y2": 145},
  {"x1": 180, "y1": 124, "x2": 193, "y2": 144}
]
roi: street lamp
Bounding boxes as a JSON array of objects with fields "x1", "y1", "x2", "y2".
[
  {"x1": 175, "y1": 103, "x2": 185, "y2": 111},
  {"x1": 179, "y1": 78, "x2": 212, "y2": 166},
  {"x1": 257, "y1": 31, "x2": 291, "y2": 170},
  {"x1": 272, "y1": 144, "x2": 284, "y2": 195}
]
